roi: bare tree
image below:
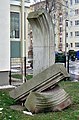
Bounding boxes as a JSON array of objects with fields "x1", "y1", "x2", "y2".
[{"x1": 45, "y1": 0, "x2": 55, "y2": 13}]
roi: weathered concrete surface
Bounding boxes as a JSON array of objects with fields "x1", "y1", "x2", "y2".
[
  {"x1": 27, "y1": 10, "x2": 55, "y2": 76},
  {"x1": 25, "y1": 85, "x2": 71, "y2": 113},
  {"x1": 0, "y1": 72, "x2": 9, "y2": 85},
  {"x1": 0, "y1": 0, "x2": 10, "y2": 85},
  {"x1": 9, "y1": 64, "x2": 69, "y2": 102}
]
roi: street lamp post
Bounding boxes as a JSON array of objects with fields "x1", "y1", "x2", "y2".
[
  {"x1": 65, "y1": 19, "x2": 67, "y2": 68},
  {"x1": 21, "y1": 0, "x2": 26, "y2": 83}
]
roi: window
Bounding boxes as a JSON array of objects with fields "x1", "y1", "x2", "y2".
[
  {"x1": 60, "y1": 17, "x2": 62, "y2": 23},
  {"x1": 66, "y1": 43, "x2": 68, "y2": 47},
  {"x1": 75, "y1": 31, "x2": 79, "y2": 36},
  {"x1": 65, "y1": 11, "x2": 68, "y2": 17},
  {"x1": 66, "y1": 1, "x2": 68, "y2": 7},
  {"x1": 70, "y1": 32, "x2": 73, "y2": 37},
  {"x1": 75, "y1": 20, "x2": 79, "y2": 25},
  {"x1": 10, "y1": 12, "x2": 20, "y2": 38},
  {"x1": 66, "y1": 32, "x2": 68, "y2": 37},
  {"x1": 70, "y1": 43, "x2": 73, "y2": 47},
  {"x1": 70, "y1": 10, "x2": 73, "y2": 16},
  {"x1": 70, "y1": 0, "x2": 72, "y2": 5},
  {"x1": 75, "y1": 43, "x2": 79, "y2": 47},
  {"x1": 70, "y1": 21, "x2": 73, "y2": 26},
  {"x1": 60, "y1": 38, "x2": 62, "y2": 42},
  {"x1": 60, "y1": 27, "x2": 62, "y2": 32},
  {"x1": 75, "y1": 9, "x2": 79, "y2": 15},
  {"x1": 54, "y1": 14, "x2": 55, "y2": 19},
  {"x1": 66, "y1": 21, "x2": 68, "y2": 26},
  {"x1": 59, "y1": 16, "x2": 63, "y2": 25},
  {"x1": 75, "y1": 0, "x2": 79, "y2": 3}
]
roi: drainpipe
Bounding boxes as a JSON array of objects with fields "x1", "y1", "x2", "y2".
[{"x1": 65, "y1": 19, "x2": 69, "y2": 72}]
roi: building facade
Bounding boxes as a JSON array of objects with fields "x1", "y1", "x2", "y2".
[
  {"x1": 0, "y1": 0, "x2": 31, "y2": 85},
  {"x1": 66, "y1": 0, "x2": 79, "y2": 52},
  {"x1": 10, "y1": 0, "x2": 30, "y2": 67},
  {"x1": 30, "y1": 0, "x2": 66, "y2": 52},
  {"x1": 53, "y1": 0, "x2": 65, "y2": 52},
  {"x1": 0, "y1": 0, "x2": 10, "y2": 85}
]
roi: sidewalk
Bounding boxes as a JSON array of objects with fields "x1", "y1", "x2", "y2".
[{"x1": 69, "y1": 60, "x2": 79, "y2": 82}]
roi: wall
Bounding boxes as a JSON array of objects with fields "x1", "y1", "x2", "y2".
[{"x1": 0, "y1": 0, "x2": 10, "y2": 85}]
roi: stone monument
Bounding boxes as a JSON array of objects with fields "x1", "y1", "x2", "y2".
[{"x1": 27, "y1": 10, "x2": 55, "y2": 76}]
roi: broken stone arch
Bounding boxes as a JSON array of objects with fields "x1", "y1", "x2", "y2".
[{"x1": 27, "y1": 10, "x2": 55, "y2": 76}]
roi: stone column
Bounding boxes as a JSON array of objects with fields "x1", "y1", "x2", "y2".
[{"x1": 27, "y1": 10, "x2": 55, "y2": 76}]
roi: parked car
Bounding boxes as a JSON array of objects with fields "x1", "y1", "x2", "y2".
[
  {"x1": 76, "y1": 51, "x2": 79, "y2": 60},
  {"x1": 71, "y1": 55, "x2": 75, "y2": 61}
]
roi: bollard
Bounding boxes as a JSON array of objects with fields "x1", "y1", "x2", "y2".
[
  {"x1": 67, "y1": 54, "x2": 69, "y2": 73},
  {"x1": 9, "y1": 70, "x2": 11, "y2": 85}
]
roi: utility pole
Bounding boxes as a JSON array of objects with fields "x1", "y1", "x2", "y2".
[
  {"x1": 65, "y1": 19, "x2": 67, "y2": 68},
  {"x1": 21, "y1": 0, "x2": 26, "y2": 83}
]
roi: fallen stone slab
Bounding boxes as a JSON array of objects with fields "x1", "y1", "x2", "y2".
[
  {"x1": 25, "y1": 85, "x2": 71, "y2": 113},
  {"x1": 9, "y1": 64, "x2": 69, "y2": 102}
]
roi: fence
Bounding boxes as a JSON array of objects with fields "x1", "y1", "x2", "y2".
[{"x1": 9, "y1": 58, "x2": 22, "y2": 85}]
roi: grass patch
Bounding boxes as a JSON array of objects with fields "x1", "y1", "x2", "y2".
[
  {"x1": 26, "y1": 74, "x2": 33, "y2": 80},
  {"x1": 0, "y1": 81, "x2": 79, "y2": 119}
]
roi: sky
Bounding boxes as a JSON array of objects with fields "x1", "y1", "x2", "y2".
[{"x1": 30, "y1": 0, "x2": 45, "y2": 4}]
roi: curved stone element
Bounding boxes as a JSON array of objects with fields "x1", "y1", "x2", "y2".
[{"x1": 27, "y1": 10, "x2": 55, "y2": 76}]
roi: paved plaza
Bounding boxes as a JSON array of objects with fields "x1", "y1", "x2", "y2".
[{"x1": 69, "y1": 60, "x2": 79, "y2": 81}]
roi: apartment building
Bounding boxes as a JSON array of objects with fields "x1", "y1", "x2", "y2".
[
  {"x1": 66, "y1": 0, "x2": 79, "y2": 52},
  {"x1": 53, "y1": 0, "x2": 66, "y2": 52},
  {"x1": 10, "y1": 0, "x2": 30, "y2": 64},
  {"x1": 0, "y1": 0, "x2": 31, "y2": 85},
  {"x1": 30, "y1": 0, "x2": 66, "y2": 52},
  {"x1": 47, "y1": 0, "x2": 79, "y2": 53}
]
